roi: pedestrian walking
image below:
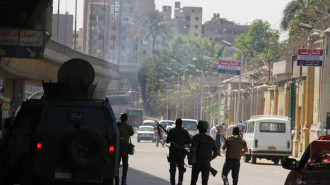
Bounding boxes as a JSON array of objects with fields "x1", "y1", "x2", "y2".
[
  {"x1": 156, "y1": 124, "x2": 164, "y2": 147},
  {"x1": 221, "y1": 122, "x2": 227, "y2": 147},
  {"x1": 166, "y1": 118, "x2": 191, "y2": 185},
  {"x1": 209, "y1": 124, "x2": 222, "y2": 155},
  {"x1": 237, "y1": 121, "x2": 246, "y2": 137},
  {"x1": 190, "y1": 120, "x2": 219, "y2": 185},
  {"x1": 221, "y1": 126, "x2": 248, "y2": 185},
  {"x1": 115, "y1": 113, "x2": 134, "y2": 185}
]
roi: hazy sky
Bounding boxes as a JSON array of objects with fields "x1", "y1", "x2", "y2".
[{"x1": 53, "y1": 0, "x2": 291, "y2": 38}]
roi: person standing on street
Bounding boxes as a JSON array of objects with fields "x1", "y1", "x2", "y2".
[
  {"x1": 115, "y1": 113, "x2": 134, "y2": 185},
  {"x1": 221, "y1": 126, "x2": 248, "y2": 185},
  {"x1": 221, "y1": 122, "x2": 227, "y2": 148},
  {"x1": 237, "y1": 121, "x2": 246, "y2": 137},
  {"x1": 166, "y1": 118, "x2": 191, "y2": 185},
  {"x1": 190, "y1": 120, "x2": 219, "y2": 185},
  {"x1": 156, "y1": 124, "x2": 164, "y2": 147},
  {"x1": 209, "y1": 124, "x2": 222, "y2": 155}
]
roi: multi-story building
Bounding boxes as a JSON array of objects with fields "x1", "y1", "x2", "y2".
[
  {"x1": 73, "y1": 28, "x2": 84, "y2": 52},
  {"x1": 51, "y1": 12, "x2": 74, "y2": 48},
  {"x1": 203, "y1": 13, "x2": 249, "y2": 44},
  {"x1": 174, "y1": 2, "x2": 202, "y2": 37},
  {"x1": 83, "y1": 0, "x2": 112, "y2": 60}
]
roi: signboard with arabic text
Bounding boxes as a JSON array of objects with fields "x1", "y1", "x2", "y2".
[
  {"x1": 0, "y1": 28, "x2": 44, "y2": 58},
  {"x1": 218, "y1": 60, "x2": 241, "y2": 75},
  {"x1": 297, "y1": 49, "x2": 324, "y2": 67}
]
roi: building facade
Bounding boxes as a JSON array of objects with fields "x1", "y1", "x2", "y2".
[
  {"x1": 51, "y1": 12, "x2": 74, "y2": 48},
  {"x1": 174, "y1": 2, "x2": 202, "y2": 37},
  {"x1": 203, "y1": 13, "x2": 248, "y2": 44}
]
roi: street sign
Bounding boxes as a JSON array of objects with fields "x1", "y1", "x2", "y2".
[
  {"x1": 0, "y1": 28, "x2": 44, "y2": 58},
  {"x1": 297, "y1": 49, "x2": 324, "y2": 67},
  {"x1": 218, "y1": 60, "x2": 241, "y2": 75}
]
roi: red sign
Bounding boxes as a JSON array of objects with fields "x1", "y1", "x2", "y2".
[
  {"x1": 298, "y1": 49, "x2": 323, "y2": 56},
  {"x1": 218, "y1": 60, "x2": 241, "y2": 75},
  {"x1": 297, "y1": 49, "x2": 324, "y2": 67}
]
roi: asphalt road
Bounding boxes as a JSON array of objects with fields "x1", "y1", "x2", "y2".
[{"x1": 123, "y1": 136, "x2": 290, "y2": 185}]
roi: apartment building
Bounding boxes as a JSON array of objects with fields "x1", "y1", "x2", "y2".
[
  {"x1": 51, "y1": 12, "x2": 74, "y2": 48},
  {"x1": 203, "y1": 13, "x2": 248, "y2": 44},
  {"x1": 174, "y1": 2, "x2": 202, "y2": 37}
]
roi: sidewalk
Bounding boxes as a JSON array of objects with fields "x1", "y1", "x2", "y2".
[{"x1": 126, "y1": 167, "x2": 169, "y2": 185}]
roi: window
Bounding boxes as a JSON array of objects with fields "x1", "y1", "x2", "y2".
[
  {"x1": 195, "y1": 17, "x2": 199, "y2": 21},
  {"x1": 260, "y1": 122, "x2": 286, "y2": 133},
  {"x1": 141, "y1": 40, "x2": 149, "y2": 45},
  {"x1": 195, "y1": 33, "x2": 198, "y2": 36},
  {"x1": 246, "y1": 122, "x2": 255, "y2": 133},
  {"x1": 195, "y1": 25, "x2": 198, "y2": 29},
  {"x1": 142, "y1": 50, "x2": 147, "y2": 55}
]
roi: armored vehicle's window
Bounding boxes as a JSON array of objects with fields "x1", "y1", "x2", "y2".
[{"x1": 260, "y1": 122, "x2": 285, "y2": 133}]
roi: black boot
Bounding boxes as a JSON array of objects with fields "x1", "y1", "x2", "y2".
[{"x1": 121, "y1": 176, "x2": 127, "y2": 185}]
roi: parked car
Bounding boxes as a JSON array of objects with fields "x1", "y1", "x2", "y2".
[
  {"x1": 243, "y1": 115, "x2": 292, "y2": 165},
  {"x1": 142, "y1": 119, "x2": 157, "y2": 129},
  {"x1": 137, "y1": 126, "x2": 156, "y2": 143},
  {"x1": 159, "y1": 120, "x2": 174, "y2": 128},
  {"x1": 163, "y1": 125, "x2": 173, "y2": 141},
  {"x1": 282, "y1": 135, "x2": 330, "y2": 185},
  {"x1": 170, "y1": 119, "x2": 198, "y2": 138}
]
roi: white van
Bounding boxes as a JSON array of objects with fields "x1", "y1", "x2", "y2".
[{"x1": 243, "y1": 115, "x2": 292, "y2": 165}]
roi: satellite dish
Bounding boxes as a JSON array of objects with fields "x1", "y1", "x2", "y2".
[{"x1": 58, "y1": 58, "x2": 95, "y2": 88}]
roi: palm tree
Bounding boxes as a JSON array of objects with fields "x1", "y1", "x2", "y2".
[
  {"x1": 139, "y1": 10, "x2": 173, "y2": 54},
  {"x1": 280, "y1": 0, "x2": 310, "y2": 31}
]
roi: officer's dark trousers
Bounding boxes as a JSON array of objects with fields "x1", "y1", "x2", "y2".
[
  {"x1": 222, "y1": 158, "x2": 240, "y2": 185},
  {"x1": 169, "y1": 150, "x2": 185, "y2": 185},
  {"x1": 115, "y1": 144, "x2": 129, "y2": 185},
  {"x1": 190, "y1": 162, "x2": 210, "y2": 185}
]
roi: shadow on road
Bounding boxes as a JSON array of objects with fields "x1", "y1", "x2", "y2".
[{"x1": 126, "y1": 167, "x2": 169, "y2": 185}]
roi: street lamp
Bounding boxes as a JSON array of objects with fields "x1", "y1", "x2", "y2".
[
  {"x1": 187, "y1": 64, "x2": 204, "y2": 120},
  {"x1": 159, "y1": 79, "x2": 169, "y2": 120},
  {"x1": 221, "y1": 40, "x2": 244, "y2": 124},
  {"x1": 170, "y1": 59, "x2": 187, "y2": 117},
  {"x1": 300, "y1": 23, "x2": 328, "y2": 135},
  {"x1": 203, "y1": 56, "x2": 222, "y2": 125},
  {"x1": 166, "y1": 67, "x2": 180, "y2": 119}
]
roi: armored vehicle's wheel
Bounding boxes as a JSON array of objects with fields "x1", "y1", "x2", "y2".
[
  {"x1": 273, "y1": 158, "x2": 279, "y2": 165},
  {"x1": 66, "y1": 128, "x2": 107, "y2": 169}
]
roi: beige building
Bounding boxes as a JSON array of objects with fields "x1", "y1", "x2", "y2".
[
  {"x1": 174, "y1": 2, "x2": 202, "y2": 37},
  {"x1": 203, "y1": 13, "x2": 249, "y2": 44},
  {"x1": 218, "y1": 27, "x2": 330, "y2": 158}
]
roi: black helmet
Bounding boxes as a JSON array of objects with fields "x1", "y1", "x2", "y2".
[{"x1": 197, "y1": 120, "x2": 209, "y2": 130}]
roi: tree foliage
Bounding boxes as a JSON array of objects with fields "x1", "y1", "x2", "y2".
[
  {"x1": 281, "y1": 0, "x2": 330, "y2": 34},
  {"x1": 138, "y1": 10, "x2": 173, "y2": 54},
  {"x1": 234, "y1": 20, "x2": 282, "y2": 69},
  {"x1": 138, "y1": 35, "x2": 225, "y2": 117}
]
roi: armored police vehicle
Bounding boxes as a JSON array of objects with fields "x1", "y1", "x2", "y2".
[{"x1": 0, "y1": 59, "x2": 119, "y2": 185}]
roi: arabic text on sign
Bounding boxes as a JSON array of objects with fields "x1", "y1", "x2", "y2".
[{"x1": 298, "y1": 49, "x2": 323, "y2": 56}]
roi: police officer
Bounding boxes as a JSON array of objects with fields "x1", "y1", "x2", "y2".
[
  {"x1": 115, "y1": 113, "x2": 134, "y2": 185},
  {"x1": 190, "y1": 120, "x2": 218, "y2": 185},
  {"x1": 221, "y1": 126, "x2": 248, "y2": 185},
  {"x1": 166, "y1": 118, "x2": 191, "y2": 185}
]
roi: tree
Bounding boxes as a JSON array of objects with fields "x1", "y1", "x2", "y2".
[
  {"x1": 138, "y1": 35, "x2": 225, "y2": 117},
  {"x1": 233, "y1": 19, "x2": 283, "y2": 84},
  {"x1": 281, "y1": 0, "x2": 330, "y2": 33},
  {"x1": 139, "y1": 10, "x2": 173, "y2": 54}
]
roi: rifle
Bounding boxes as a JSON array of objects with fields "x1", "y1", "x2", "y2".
[{"x1": 155, "y1": 121, "x2": 218, "y2": 177}]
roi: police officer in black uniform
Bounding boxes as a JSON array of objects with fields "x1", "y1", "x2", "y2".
[
  {"x1": 166, "y1": 118, "x2": 191, "y2": 185},
  {"x1": 115, "y1": 113, "x2": 134, "y2": 185},
  {"x1": 190, "y1": 120, "x2": 219, "y2": 185}
]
